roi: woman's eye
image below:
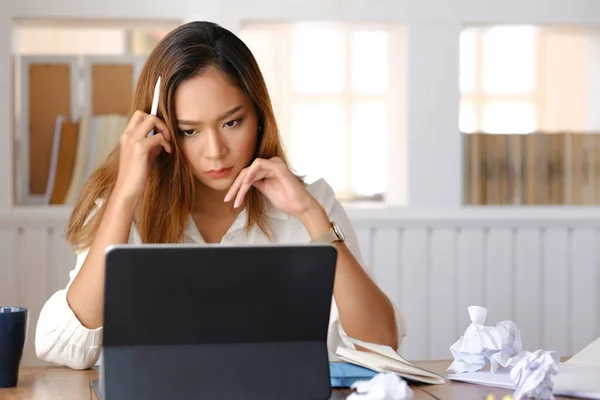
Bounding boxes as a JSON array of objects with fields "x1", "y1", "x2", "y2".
[
  {"x1": 223, "y1": 119, "x2": 241, "y2": 128},
  {"x1": 178, "y1": 129, "x2": 196, "y2": 136}
]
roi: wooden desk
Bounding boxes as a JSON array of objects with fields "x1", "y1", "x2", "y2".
[
  {"x1": 416, "y1": 359, "x2": 575, "y2": 400},
  {"x1": 0, "y1": 367, "x2": 98, "y2": 399},
  {"x1": 0, "y1": 366, "x2": 434, "y2": 399},
  {"x1": 0, "y1": 361, "x2": 576, "y2": 399}
]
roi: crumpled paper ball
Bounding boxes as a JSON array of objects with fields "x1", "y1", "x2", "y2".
[
  {"x1": 448, "y1": 305, "x2": 529, "y2": 373},
  {"x1": 347, "y1": 372, "x2": 413, "y2": 400},
  {"x1": 511, "y1": 349, "x2": 559, "y2": 400}
]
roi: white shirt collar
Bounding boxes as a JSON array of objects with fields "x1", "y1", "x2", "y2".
[{"x1": 185, "y1": 199, "x2": 288, "y2": 244}]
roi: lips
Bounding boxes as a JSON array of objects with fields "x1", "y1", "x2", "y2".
[{"x1": 206, "y1": 167, "x2": 233, "y2": 179}]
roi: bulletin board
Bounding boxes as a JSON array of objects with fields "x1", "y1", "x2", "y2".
[
  {"x1": 91, "y1": 64, "x2": 134, "y2": 115},
  {"x1": 28, "y1": 63, "x2": 71, "y2": 195}
]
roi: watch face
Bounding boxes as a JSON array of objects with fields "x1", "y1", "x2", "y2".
[{"x1": 333, "y1": 222, "x2": 346, "y2": 241}]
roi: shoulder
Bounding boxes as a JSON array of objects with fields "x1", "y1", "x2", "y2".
[{"x1": 305, "y1": 178, "x2": 337, "y2": 213}]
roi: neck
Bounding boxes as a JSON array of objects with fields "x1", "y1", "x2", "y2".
[{"x1": 192, "y1": 183, "x2": 240, "y2": 217}]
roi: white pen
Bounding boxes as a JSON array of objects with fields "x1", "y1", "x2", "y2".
[{"x1": 147, "y1": 76, "x2": 161, "y2": 137}]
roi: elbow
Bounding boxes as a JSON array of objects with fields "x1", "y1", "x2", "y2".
[
  {"x1": 389, "y1": 331, "x2": 400, "y2": 352},
  {"x1": 35, "y1": 293, "x2": 102, "y2": 370},
  {"x1": 65, "y1": 357, "x2": 99, "y2": 371},
  {"x1": 35, "y1": 338, "x2": 99, "y2": 370},
  {"x1": 380, "y1": 298, "x2": 406, "y2": 351},
  {"x1": 381, "y1": 322, "x2": 399, "y2": 351},
  {"x1": 394, "y1": 310, "x2": 407, "y2": 352}
]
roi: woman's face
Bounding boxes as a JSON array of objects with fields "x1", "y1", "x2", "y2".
[{"x1": 174, "y1": 68, "x2": 259, "y2": 193}]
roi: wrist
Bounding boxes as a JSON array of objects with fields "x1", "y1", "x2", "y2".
[
  {"x1": 109, "y1": 187, "x2": 139, "y2": 212},
  {"x1": 297, "y1": 200, "x2": 331, "y2": 241}
]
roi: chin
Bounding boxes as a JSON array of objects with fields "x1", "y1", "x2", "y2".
[{"x1": 196, "y1": 177, "x2": 234, "y2": 192}]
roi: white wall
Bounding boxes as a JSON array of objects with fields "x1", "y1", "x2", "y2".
[
  {"x1": 407, "y1": 22, "x2": 461, "y2": 208},
  {"x1": 1, "y1": 6, "x2": 13, "y2": 214}
]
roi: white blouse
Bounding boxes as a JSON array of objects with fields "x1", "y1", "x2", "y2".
[{"x1": 35, "y1": 178, "x2": 407, "y2": 370}]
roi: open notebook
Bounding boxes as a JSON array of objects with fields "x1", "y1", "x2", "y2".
[{"x1": 336, "y1": 338, "x2": 446, "y2": 385}]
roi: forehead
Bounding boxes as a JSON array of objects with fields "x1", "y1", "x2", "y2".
[{"x1": 174, "y1": 68, "x2": 250, "y2": 121}]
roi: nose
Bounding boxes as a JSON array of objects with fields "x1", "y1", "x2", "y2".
[{"x1": 204, "y1": 130, "x2": 227, "y2": 160}]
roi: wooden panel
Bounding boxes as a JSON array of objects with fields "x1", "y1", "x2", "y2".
[
  {"x1": 507, "y1": 134, "x2": 523, "y2": 205},
  {"x1": 6, "y1": 215, "x2": 600, "y2": 364},
  {"x1": 514, "y1": 228, "x2": 543, "y2": 351},
  {"x1": 399, "y1": 228, "x2": 429, "y2": 360},
  {"x1": 465, "y1": 133, "x2": 486, "y2": 205},
  {"x1": 542, "y1": 228, "x2": 569, "y2": 357},
  {"x1": 17, "y1": 227, "x2": 50, "y2": 366},
  {"x1": 485, "y1": 228, "x2": 513, "y2": 323},
  {"x1": 0, "y1": 228, "x2": 18, "y2": 306},
  {"x1": 28, "y1": 64, "x2": 71, "y2": 194},
  {"x1": 547, "y1": 133, "x2": 565, "y2": 205},
  {"x1": 429, "y1": 228, "x2": 456, "y2": 359},
  {"x1": 594, "y1": 135, "x2": 600, "y2": 204},
  {"x1": 570, "y1": 228, "x2": 598, "y2": 354},
  {"x1": 456, "y1": 229, "x2": 484, "y2": 332},
  {"x1": 92, "y1": 64, "x2": 133, "y2": 115},
  {"x1": 371, "y1": 228, "x2": 401, "y2": 308}
]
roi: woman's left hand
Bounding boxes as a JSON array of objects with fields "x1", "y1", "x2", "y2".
[{"x1": 223, "y1": 157, "x2": 318, "y2": 218}]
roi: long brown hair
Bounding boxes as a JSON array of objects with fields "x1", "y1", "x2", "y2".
[{"x1": 66, "y1": 21, "x2": 289, "y2": 250}]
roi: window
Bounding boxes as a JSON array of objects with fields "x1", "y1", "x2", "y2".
[
  {"x1": 13, "y1": 22, "x2": 402, "y2": 205},
  {"x1": 240, "y1": 23, "x2": 400, "y2": 201},
  {"x1": 461, "y1": 25, "x2": 598, "y2": 206},
  {"x1": 460, "y1": 26, "x2": 539, "y2": 134},
  {"x1": 460, "y1": 25, "x2": 592, "y2": 134},
  {"x1": 13, "y1": 23, "x2": 176, "y2": 206}
]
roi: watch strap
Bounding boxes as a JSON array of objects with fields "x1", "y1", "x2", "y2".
[{"x1": 310, "y1": 223, "x2": 342, "y2": 244}]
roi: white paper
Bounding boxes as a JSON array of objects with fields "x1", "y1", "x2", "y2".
[
  {"x1": 347, "y1": 372, "x2": 413, "y2": 400},
  {"x1": 44, "y1": 115, "x2": 65, "y2": 204},
  {"x1": 448, "y1": 306, "x2": 528, "y2": 374},
  {"x1": 448, "y1": 362, "x2": 600, "y2": 400},
  {"x1": 489, "y1": 321, "x2": 528, "y2": 373},
  {"x1": 511, "y1": 349, "x2": 559, "y2": 400},
  {"x1": 569, "y1": 336, "x2": 600, "y2": 366}
]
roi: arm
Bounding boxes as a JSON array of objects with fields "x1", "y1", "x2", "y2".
[
  {"x1": 35, "y1": 247, "x2": 103, "y2": 370},
  {"x1": 35, "y1": 195, "x2": 136, "y2": 370},
  {"x1": 35, "y1": 111, "x2": 172, "y2": 369},
  {"x1": 67, "y1": 112, "x2": 172, "y2": 329},
  {"x1": 299, "y1": 196, "x2": 401, "y2": 350},
  {"x1": 223, "y1": 158, "x2": 405, "y2": 349},
  {"x1": 66, "y1": 194, "x2": 136, "y2": 329}
]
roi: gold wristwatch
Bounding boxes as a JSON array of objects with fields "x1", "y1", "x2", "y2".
[{"x1": 310, "y1": 221, "x2": 346, "y2": 244}]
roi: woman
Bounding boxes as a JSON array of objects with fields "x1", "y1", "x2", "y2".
[{"x1": 35, "y1": 21, "x2": 406, "y2": 370}]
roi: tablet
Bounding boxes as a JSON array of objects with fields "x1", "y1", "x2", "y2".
[{"x1": 100, "y1": 244, "x2": 337, "y2": 400}]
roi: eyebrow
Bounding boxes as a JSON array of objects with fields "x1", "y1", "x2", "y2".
[{"x1": 176, "y1": 105, "x2": 244, "y2": 125}]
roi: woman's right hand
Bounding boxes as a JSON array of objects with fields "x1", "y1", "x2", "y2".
[{"x1": 113, "y1": 110, "x2": 172, "y2": 202}]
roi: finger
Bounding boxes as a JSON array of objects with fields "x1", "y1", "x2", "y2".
[
  {"x1": 227, "y1": 159, "x2": 270, "y2": 203},
  {"x1": 252, "y1": 179, "x2": 266, "y2": 193},
  {"x1": 143, "y1": 131, "x2": 172, "y2": 154},
  {"x1": 234, "y1": 166, "x2": 270, "y2": 208},
  {"x1": 125, "y1": 110, "x2": 147, "y2": 131},
  {"x1": 224, "y1": 168, "x2": 247, "y2": 202},
  {"x1": 133, "y1": 115, "x2": 171, "y2": 142}
]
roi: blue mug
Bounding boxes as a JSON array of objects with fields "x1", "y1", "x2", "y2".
[{"x1": 0, "y1": 307, "x2": 28, "y2": 388}]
